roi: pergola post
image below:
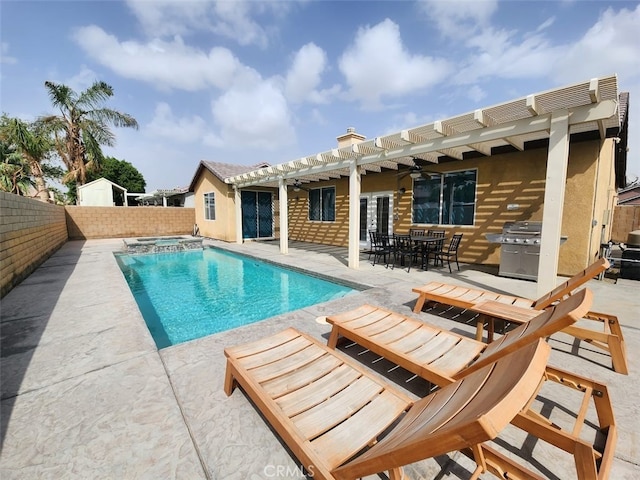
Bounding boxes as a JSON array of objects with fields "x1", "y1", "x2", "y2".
[
  {"x1": 234, "y1": 187, "x2": 243, "y2": 244},
  {"x1": 537, "y1": 109, "x2": 570, "y2": 296},
  {"x1": 279, "y1": 178, "x2": 289, "y2": 254},
  {"x1": 348, "y1": 161, "x2": 361, "y2": 269}
]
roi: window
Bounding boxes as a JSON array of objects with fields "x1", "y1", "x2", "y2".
[
  {"x1": 204, "y1": 192, "x2": 215, "y2": 220},
  {"x1": 412, "y1": 170, "x2": 476, "y2": 225},
  {"x1": 309, "y1": 186, "x2": 335, "y2": 221}
]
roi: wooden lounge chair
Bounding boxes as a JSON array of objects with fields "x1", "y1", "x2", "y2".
[
  {"x1": 326, "y1": 289, "x2": 617, "y2": 480},
  {"x1": 412, "y1": 258, "x2": 627, "y2": 374},
  {"x1": 225, "y1": 327, "x2": 554, "y2": 480}
]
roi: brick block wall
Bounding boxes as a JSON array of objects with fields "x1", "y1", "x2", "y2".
[
  {"x1": 65, "y1": 206, "x2": 196, "y2": 239},
  {"x1": 0, "y1": 192, "x2": 68, "y2": 297},
  {"x1": 611, "y1": 205, "x2": 640, "y2": 242}
]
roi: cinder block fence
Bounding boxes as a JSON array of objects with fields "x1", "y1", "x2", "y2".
[{"x1": 1, "y1": 193, "x2": 195, "y2": 297}]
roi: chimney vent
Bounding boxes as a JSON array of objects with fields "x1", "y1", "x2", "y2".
[{"x1": 336, "y1": 127, "x2": 366, "y2": 148}]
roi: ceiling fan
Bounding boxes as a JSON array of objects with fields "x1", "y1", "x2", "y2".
[
  {"x1": 397, "y1": 159, "x2": 441, "y2": 180},
  {"x1": 289, "y1": 179, "x2": 308, "y2": 192}
]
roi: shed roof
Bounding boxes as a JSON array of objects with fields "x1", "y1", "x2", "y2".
[{"x1": 78, "y1": 177, "x2": 127, "y2": 193}]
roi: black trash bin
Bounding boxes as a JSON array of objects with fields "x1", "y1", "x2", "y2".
[{"x1": 620, "y1": 248, "x2": 640, "y2": 280}]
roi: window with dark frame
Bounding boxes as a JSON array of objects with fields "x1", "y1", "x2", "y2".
[
  {"x1": 308, "y1": 186, "x2": 336, "y2": 221},
  {"x1": 204, "y1": 192, "x2": 215, "y2": 220},
  {"x1": 412, "y1": 170, "x2": 477, "y2": 225}
]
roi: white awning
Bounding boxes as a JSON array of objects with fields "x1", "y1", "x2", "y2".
[{"x1": 224, "y1": 75, "x2": 620, "y2": 189}]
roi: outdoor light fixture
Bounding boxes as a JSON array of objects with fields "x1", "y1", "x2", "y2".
[{"x1": 409, "y1": 171, "x2": 422, "y2": 179}]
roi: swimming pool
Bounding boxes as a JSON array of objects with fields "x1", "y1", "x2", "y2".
[{"x1": 115, "y1": 247, "x2": 356, "y2": 348}]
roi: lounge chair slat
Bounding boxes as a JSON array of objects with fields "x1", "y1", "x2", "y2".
[
  {"x1": 351, "y1": 313, "x2": 405, "y2": 337},
  {"x1": 326, "y1": 304, "x2": 378, "y2": 324},
  {"x1": 340, "y1": 308, "x2": 392, "y2": 329},
  {"x1": 405, "y1": 333, "x2": 461, "y2": 365},
  {"x1": 310, "y1": 390, "x2": 409, "y2": 468},
  {"x1": 249, "y1": 345, "x2": 327, "y2": 383},
  {"x1": 292, "y1": 376, "x2": 384, "y2": 439},
  {"x1": 263, "y1": 354, "x2": 346, "y2": 398},
  {"x1": 428, "y1": 340, "x2": 485, "y2": 376},
  {"x1": 385, "y1": 325, "x2": 440, "y2": 353},
  {"x1": 225, "y1": 328, "x2": 302, "y2": 359},
  {"x1": 368, "y1": 319, "x2": 423, "y2": 345},
  {"x1": 275, "y1": 364, "x2": 362, "y2": 415},
  {"x1": 239, "y1": 335, "x2": 313, "y2": 370}
]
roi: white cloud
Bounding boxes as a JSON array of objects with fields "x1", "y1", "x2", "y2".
[
  {"x1": 209, "y1": 79, "x2": 295, "y2": 149},
  {"x1": 551, "y1": 5, "x2": 640, "y2": 84},
  {"x1": 125, "y1": 0, "x2": 285, "y2": 48},
  {"x1": 72, "y1": 25, "x2": 246, "y2": 91},
  {"x1": 65, "y1": 66, "x2": 100, "y2": 92},
  {"x1": 125, "y1": 0, "x2": 213, "y2": 37},
  {"x1": 466, "y1": 85, "x2": 487, "y2": 103},
  {"x1": 454, "y1": 27, "x2": 562, "y2": 84},
  {"x1": 1, "y1": 42, "x2": 17, "y2": 64},
  {"x1": 145, "y1": 103, "x2": 209, "y2": 143},
  {"x1": 418, "y1": 0, "x2": 498, "y2": 39},
  {"x1": 338, "y1": 19, "x2": 453, "y2": 108},
  {"x1": 285, "y1": 42, "x2": 340, "y2": 104}
]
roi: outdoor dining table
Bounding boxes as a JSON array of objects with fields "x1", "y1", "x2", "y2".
[{"x1": 410, "y1": 235, "x2": 448, "y2": 269}]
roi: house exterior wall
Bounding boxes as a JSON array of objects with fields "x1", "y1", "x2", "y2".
[
  {"x1": 78, "y1": 178, "x2": 116, "y2": 206},
  {"x1": 0, "y1": 192, "x2": 68, "y2": 297},
  {"x1": 192, "y1": 139, "x2": 615, "y2": 276},
  {"x1": 193, "y1": 170, "x2": 238, "y2": 241},
  {"x1": 65, "y1": 206, "x2": 195, "y2": 239}
]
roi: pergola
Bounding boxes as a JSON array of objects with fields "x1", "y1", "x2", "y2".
[{"x1": 224, "y1": 75, "x2": 621, "y2": 296}]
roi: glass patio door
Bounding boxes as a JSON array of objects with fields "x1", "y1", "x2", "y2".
[
  {"x1": 360, "y1": 192, "x2": 393, "y2": 247},
  {"x1": 241, "y1": 191, "x2": 274, "y2": 239}
]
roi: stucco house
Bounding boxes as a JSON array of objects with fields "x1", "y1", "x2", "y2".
[
  {"x1": 77, "y1": 177, "x2": 128, "y2": 206},
  {"x1": 189, "y1": 75, "x2": 629, "y2": 295},
  {"x1": 188, "y1": 161, "x2": 271, "y2": 242}
]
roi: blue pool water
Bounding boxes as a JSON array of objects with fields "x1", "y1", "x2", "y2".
[{"x1": 116, "y1": 248, "x2": 355, "y2": 348}]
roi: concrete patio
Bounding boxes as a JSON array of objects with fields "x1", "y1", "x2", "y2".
[{"x1": 1, "y1": 238, "x2": 638, "y2": 479}]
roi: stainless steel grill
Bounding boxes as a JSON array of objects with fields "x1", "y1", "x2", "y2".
[{"x1": 486, "y1": 221, "x2": 567, "y2": 281}]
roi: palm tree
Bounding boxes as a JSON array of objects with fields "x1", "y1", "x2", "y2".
[
  {"x1": 0, "y1": 116, "x2": 50, "y2": 201},
  {"x1": 0, "y1": 140, "x2": 35, "y2": 195},
  {"x1": 40, "y1": 80, "x2": 138, "y2": 186}
]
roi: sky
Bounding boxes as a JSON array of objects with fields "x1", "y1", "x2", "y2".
[{"x1": 1, "y1": 0, "x2": 639, "y2": 193}]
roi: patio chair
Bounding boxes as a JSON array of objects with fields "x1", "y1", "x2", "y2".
[
  {"x1": 390, "y1": 234, "x2": 416, "y2": 272},
  {"x1": 421, "y1": 229, "x2": 445, "y2": 269},
  {"x1": 370, "y1": 231, "x2": 392, "y2": 266},
  {"x1": 411, "y1": 258, "x2": 628, "y2": 374},
  {"x1": 429, "y1": 232, "x2": 463, "y2": 272},
  {"x1": 326, "y1": 289, "x2": 617, "y2": 480},
  {"x1": 224, "y1": 327, "x2": 555, "y2": 480}
]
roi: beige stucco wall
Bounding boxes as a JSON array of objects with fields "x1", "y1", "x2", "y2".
[
  {"x1": 285, "y1": 139, "x2": 615, "y2": 276},
  {"x1": 65, "y1": 206, "x2": 195, "y2": 239},
  {"x1": 193, "y1": 170, "x2": 281, "y2": 242},
  {"x1": 192, "y1": 170, "x2": 238, "y2": 241},
  {"x1": 0, "y1": 192, "x2": 68, "y2": 297},
  {"x1": 193, "y1": 139, "x2": 615, "y2": 276}
]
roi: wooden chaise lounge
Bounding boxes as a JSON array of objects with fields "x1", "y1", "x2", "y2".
[
  {"x1": 225, "y1": 327, "x2": 553, "y2": 480},
  {"x1": 326, "y1": 289, "x2": 617, "y2": 480},
  {"x1": 412, "y1": 258, "x2": 628, "y2": 374}
]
